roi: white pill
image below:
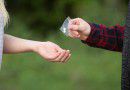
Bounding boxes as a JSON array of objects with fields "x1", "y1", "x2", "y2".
[{"x1": 63, "y1": 28, "x2": 66, "y2": 33}]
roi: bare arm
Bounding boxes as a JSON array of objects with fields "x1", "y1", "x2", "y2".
[
  {"x1": 3, "y1": 34, "x2": 38, "y2": 54},
  {"x1": 3, "y1": 34, "x2": 71, "y2": 63}
]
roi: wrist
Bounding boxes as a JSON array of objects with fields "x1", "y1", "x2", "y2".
[
  {"x1": 79, "y1": 35, "x2": 88, "y2": 41},
  {"x1": 79, "y1": 26, "x2": 91, "y2": 41},
  {"x1": 28, "y1": 41, "x2": 43, "y2": 52}
]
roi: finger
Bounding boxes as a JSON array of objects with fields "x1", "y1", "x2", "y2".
[
  {"x1": 69, "y1": 31, "x2": 80, "y2": 38},
  {"x1": 69, "y1": 30, "x2": 79, "y2": 36},
  {"x1": 69, "y1": 25, "x2": 79, "y2": 31},
  {"x1": 64, "y1": 54, "x2": 71, "y2": 63},
  {"x1": 68, "y1": 32, "x2": 76, "y2": 39},
  {"x1": 53, "y1": 50, "x2": 66, "y2": 62},
  {"x1": 69, "y1": 33, "x2": 79, "y2": 39},
  {"x1": 60, "y1": 50, "x2": 70, "y2": 62},
  {"x1": 70, "y1": 18, "x2": 80, "y2": 25},
  {"x1": 68, "y1": 31, "x2": 76, "y2": 38},
  {"x1": 45, "y1": 52, "x2": 61, "y2": 60}
]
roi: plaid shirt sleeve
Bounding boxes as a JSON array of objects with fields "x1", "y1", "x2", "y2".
[{"x1": 82, "y1": 23, "x2": 125, "y2": 52}]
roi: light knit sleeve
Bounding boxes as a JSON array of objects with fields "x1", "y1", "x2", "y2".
[{"x1": 0, "y1": 13, "x2": 4, "y2": 68}]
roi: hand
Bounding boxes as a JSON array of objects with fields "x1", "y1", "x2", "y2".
[
  {"x1": 33, "y1": 41, "x2": 71, "y2": 63},
  {"x1": 68, "y1": 18, "x2": 91, "y2": 40}
]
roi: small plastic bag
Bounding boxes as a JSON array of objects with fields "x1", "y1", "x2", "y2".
[{"x1": 60, "y1": 17, "x2": 71, "y2": 36}]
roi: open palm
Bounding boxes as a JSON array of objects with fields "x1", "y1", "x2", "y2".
[{"x1": 34, "y1": 41, "x2": 71, "y2": 63}]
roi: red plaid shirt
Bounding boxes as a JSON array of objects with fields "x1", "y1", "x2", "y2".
[{"x1": 82, "y1": 23, "x2": 125, "y2": 52}]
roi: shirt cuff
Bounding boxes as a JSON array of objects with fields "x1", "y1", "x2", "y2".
[{"x1": 81, "y1": 23, "x2": 101, "y2": 47}]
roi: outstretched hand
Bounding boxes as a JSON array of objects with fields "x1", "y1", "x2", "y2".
[{"x1": 33, "y1": 41, "x2": 71, "y2": 63}]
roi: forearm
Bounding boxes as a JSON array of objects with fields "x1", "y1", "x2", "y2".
[
  {"x1": 3, "y1": 34, "x2": 71, "y2": 62},
  {"x1": 82, "y1": 23, "x2": 125, "y2": 52},
  {"x1": 3, "y1": 34, "x2": 39, "y2": 54}
]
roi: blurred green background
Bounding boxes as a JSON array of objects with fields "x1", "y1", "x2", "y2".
[{"x1": 0, "y1": 0, "x2": 129, "y2": 90}]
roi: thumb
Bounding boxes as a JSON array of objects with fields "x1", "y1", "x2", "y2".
[{"x1": 78, "y1": 24, "x2": 85, "y2": 31}]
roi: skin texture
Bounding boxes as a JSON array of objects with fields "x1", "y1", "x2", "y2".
[
  {"x1": 3, "y1": 34, "x2": 71, "y2": 63},
  {"x1": 68, "y1": 18, "x2": 91, "y2": 41}
]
